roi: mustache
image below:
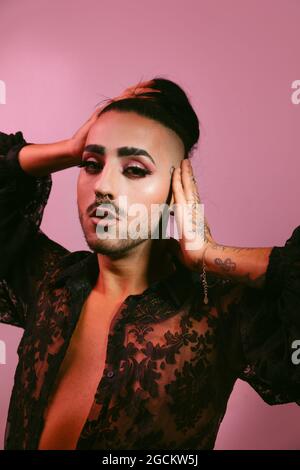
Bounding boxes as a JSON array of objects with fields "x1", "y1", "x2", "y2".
[{"x1": 88, "y1": 199, "x2": 120, "y2": 218}]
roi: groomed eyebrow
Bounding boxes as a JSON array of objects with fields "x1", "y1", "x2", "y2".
[{"x1": 83, "y1": 144, "x2": 156, "y2": 166}]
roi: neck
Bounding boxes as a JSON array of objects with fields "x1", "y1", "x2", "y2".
[{"x1": 94, "y1": 238, "x2": 175, "y2": 300}]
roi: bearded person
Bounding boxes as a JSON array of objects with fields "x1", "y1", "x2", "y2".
[{"x1": 0, "y1": 77, "x2": 299, "y2": 450}]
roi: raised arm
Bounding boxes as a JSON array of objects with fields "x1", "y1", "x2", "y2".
[
  {"x1": 169, "y1": 156, "x2": 300, "y2": 405},
  {"x1": 205, "y1": 225, "x2": 300, "y2": 406},
  {"x1": 17, "y1": 107, "x2": 100, "y2": 176},
  {"x1": 0, "y1": 108, "x2": 100, "y2": 328},
  {"x1": 201, "y1": 243, "x2": 273, "y2": 288}
]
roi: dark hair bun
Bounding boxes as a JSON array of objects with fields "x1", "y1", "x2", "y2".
[{"x1": 97, "y1": 76, "x2": 200, "y2": 158}]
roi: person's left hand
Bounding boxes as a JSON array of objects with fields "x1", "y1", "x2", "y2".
[{"x1": 167, "y1": 159, "x2": 217, "y2": 272}]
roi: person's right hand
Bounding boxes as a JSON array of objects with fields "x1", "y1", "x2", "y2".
[
  {"x1": 69, "y1": 107, "x2": 102, "y2": 159},
  {"x1": 69, "y1": 82, "x2": 161, "y2": 159}
]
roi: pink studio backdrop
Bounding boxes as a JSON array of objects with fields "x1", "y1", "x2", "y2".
[{"x1": 1, "y1": 0, "x2": 300, "y2": 450}]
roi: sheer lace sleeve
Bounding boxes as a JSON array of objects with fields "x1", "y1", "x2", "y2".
[
  {"x1": 0, "y1": 131, "x2": 69, "y2": 329},
  {"x1": 235, "y1": 225, "x2": 300, "y2": 405}
]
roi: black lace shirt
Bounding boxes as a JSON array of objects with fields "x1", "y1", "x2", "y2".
[{"x1": 0, "y1": 131, "x2": 300, "y2": 450}]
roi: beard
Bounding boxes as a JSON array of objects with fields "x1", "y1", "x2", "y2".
[
  {"x1": 78, "y1": 210, "x2": 163, "y2": 259},
  {"x1": 84, "y1": 231, "x2": 147, "y2": 258},
  {"x1": 77, "y1": 193, "x2": 172, "y2": 260}
]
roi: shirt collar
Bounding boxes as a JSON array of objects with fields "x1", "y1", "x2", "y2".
[{"x1": 51, "y1": 249, "x2": 197, "y2": 310}]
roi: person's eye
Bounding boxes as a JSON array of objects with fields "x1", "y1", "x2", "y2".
[
  {"x1": 124, "y1": 165, "x2": 152, "y2": 178},
  {"x1": 78, "y1": 160, "x2": 101, "y2": 174},
  {"x1": 78, "y1": 161, "x2": 152, "y2": 178}
]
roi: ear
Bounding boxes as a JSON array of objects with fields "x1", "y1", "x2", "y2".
[{"x1": 169, "y1": 165, "x2": 175, "y2": 207}]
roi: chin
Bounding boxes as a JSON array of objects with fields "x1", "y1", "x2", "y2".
[{"x1": 84, "y1": 231, "x2": 145, "y2": 257}]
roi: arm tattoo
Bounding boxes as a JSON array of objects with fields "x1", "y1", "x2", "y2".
[{"x1": 214, "y1": 257, "x2": 236, "y2": 272}]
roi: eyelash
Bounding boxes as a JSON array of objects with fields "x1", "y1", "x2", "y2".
[{"x1": 78, "y1": 160, "x2": 152, "y2": 178}]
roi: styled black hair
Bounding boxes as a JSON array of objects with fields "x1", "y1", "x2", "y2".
[{"x1": 95, "y1": 76, "x2": 200, "y2": 159}]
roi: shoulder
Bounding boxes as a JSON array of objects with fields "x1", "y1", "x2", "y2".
[{"x1": 48, "y1": 248, "x2": 97, "y2": 288}]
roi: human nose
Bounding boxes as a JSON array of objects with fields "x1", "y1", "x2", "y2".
[{"x1": 93, "y1": 161, "x2": 118, "y2": 201}]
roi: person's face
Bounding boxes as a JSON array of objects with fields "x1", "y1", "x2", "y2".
[{"x1": 77, "y1": 109, "x2": 185, "y2": 256}]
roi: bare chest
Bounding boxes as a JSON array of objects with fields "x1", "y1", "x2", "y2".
[{"x1": 38, "y1": 290, "x2": 122, "y2": 449}]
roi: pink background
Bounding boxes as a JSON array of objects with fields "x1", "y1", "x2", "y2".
[{"x1": 1, "y1": 0, "x2": 300, "y2": 449}]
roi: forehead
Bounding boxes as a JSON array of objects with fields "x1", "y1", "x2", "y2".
[{"x1": 86, "y1": 110, "x2": 184, "y2": 161}]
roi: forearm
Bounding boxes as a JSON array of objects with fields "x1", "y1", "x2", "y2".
[
  {"x1": 204, "y1": 243, "x2": 273, "y2": 288},
  {"x1": 18, "y1": 139, "x2": 78, "y2": 177}
]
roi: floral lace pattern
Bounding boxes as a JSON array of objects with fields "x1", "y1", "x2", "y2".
[{"x1": 0, "y1": 131, "x2": 299, "y2": 450}]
